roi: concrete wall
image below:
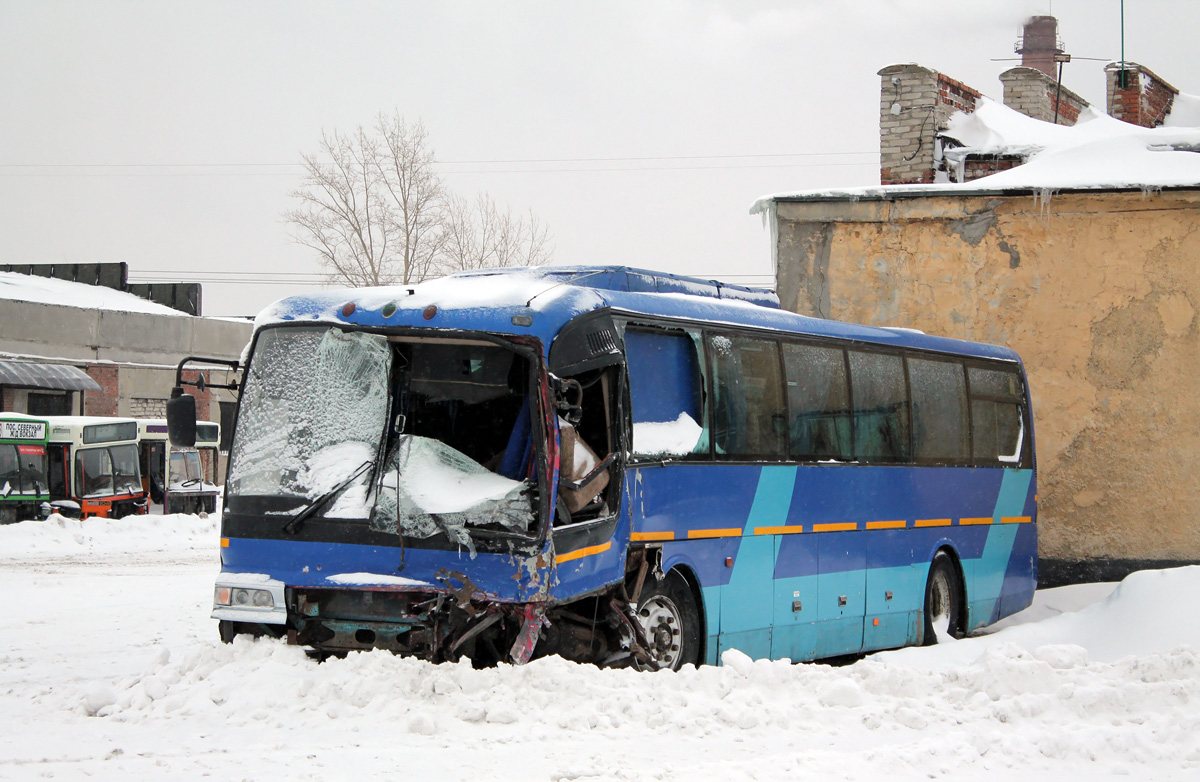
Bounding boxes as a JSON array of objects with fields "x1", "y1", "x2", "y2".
[
  {"x1": 0, "y1": 300, "x2": 250, "y2": 366},
  {"x1": 771, "y1": 189, "x2": 1200, "y2": 576},
  {"x1": 0, "y1": 301, "x2": 249, "y2": 482}
]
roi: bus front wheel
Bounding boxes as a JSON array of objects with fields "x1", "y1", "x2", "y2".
[
  {"x1": 923, "y1": 553, "x2": 963, "y2": 645},
  {"x1": 634, "y1": 570, "x2": 700, "y2": 671}
]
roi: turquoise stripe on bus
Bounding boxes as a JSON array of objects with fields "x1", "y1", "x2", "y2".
[
  {"x1": 968, "y1": 469, "x2": 1034, "y2": 629},
  {"x1": 717, "y1": 467, "x2": 796, "y2": 653}
]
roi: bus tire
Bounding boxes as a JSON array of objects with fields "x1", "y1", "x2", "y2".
[
  {"x1": 219, "y1": 620, "x2": 240, "y2": 644},
  {"x1": 923, "y1": 552, "x2": 963, "y2": 645},
  {"x1": 634, "y1": 569, "x2": 700, "y2": 671}
]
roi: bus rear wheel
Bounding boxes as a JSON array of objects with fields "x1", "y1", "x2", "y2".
[
  {"x1": 923, "y1": 553, "x2": 963, "y2": 645},
  {"x1": 633, "y1": 570, "x2": 700, "y2": 671}
]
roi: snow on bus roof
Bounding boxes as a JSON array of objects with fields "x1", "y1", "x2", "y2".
[
  {"x1": 752, "y1": 98, "x2": 1200, "y2": 211},
  {"x1": 0, "y1": 271, "x2": 189, "y2": 317},
  {"x1": 254, "y1": 266, "x2": 1019, "y2": 363}
]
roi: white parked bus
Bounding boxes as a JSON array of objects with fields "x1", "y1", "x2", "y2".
[
  {"x1": 42, "y1": 416, "x2": 147, "y2": 519},
  {"x1": 138, "y1": 419, "x2": 220, "y2": 515}
]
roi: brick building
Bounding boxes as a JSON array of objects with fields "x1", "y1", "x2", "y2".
[{"x1": 754, "y1": 16, "x2": 1200, "y2": 585}]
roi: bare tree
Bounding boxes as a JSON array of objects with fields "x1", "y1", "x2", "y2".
[
  {"x1": 375, "y1": 115, "x2": 446, "y2": 284},
  {"x1": 287, "y1": 112, "x2": 552, "y2": 287},
  {"x1": 441, "y1": 192, "x2": 553, "y2": 272},
  {"x1": 284, "y1": 126, "x2": 394, "y2": 286}
]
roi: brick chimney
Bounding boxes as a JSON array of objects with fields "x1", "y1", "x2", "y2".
[
  {"x1": 879, "y1": 64, "x2": 981, "y2": 185},
  {"x1": 1106, "y1": 62, "x2": 1179, "y2": 127},
  {"x1": 1016, "y1": 16, "x2": 1062, "y2": 78},
  {"x1": 1000, "y1": 67, "x2": 1089, "y2": 126}
]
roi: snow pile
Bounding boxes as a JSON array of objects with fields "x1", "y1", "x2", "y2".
[
  {"x1": 884, "y1": 567, "x2": 1200, "y2": 667},
  {"x1": 0, "y1": 271, "x2": 189, "y2": 316},
  {"x1": 76, "y1": 567, "x2": 1200, "y2": 778},
  {"x1": 0, "y1": 511, "x2": 218, "y2": 559},
  {"x1": 3, "y1": 511, "x2": 1200, "y2": 779},
  {"x1": 633, "y1": 412, "x2": 704, "y2": 455}
]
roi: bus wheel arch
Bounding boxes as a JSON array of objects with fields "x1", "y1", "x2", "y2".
[
  {"x1": 633, "y1": 565, "x2": 702, "y2": 670},
  {"x1": 923, "y1": 547, "x2": 966, "y2": 645}
]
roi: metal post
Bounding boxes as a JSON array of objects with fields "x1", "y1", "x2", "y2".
[
  {"x1": 1119, "y1": 0, "x2": 1127, "y2": 89},
  {"x1": 1054, "y1": 59, "x2": 1064, "y2": 125}
]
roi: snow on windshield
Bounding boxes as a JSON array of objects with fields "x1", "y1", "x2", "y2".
[
  {"x1": 372, "y1": 435, "x2": 533, "y2": 551},
  {"x1": 227, "y1": 327, "x2": 391, "y2": 508}
]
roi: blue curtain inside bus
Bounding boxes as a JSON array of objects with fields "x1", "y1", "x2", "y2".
[{"x1": 624, "y1": 330, "x2": 701, "y2": 425}]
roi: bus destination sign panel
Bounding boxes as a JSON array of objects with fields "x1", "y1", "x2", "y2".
[{"x1": 1, "y1": 421, "x2": 47, "y2": 441}]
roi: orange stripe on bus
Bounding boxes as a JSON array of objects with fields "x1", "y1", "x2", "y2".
[
  {"x1": 630, "y1": 531, "x2": 674, "y2": 542},
  {"x1": 555, "y1": 540, "x2": 612, "y2": 564},
  {"x1": 812, "y1": 522, "x2": 857, "y2": 533},
  {"x1": 1001, "y1": 516, "x2": 1032, "y2": 524},
  {"x1": 220, "y1": 537, "x2": 229, "y2": 548},
  {"x1": 958, "y1": 517, "x2": 994, "y2": 526},
  {"x1": 754, "y1": 525, "x2": 804, "y2": 536},
  {"x1": 687, "y1": 528, "x2": 743, "y2": 540},
  {"x1": 866, "y1": 520, "x2": 906, "y2": 530},
  {"x1": 915, "y1": 518, "x2": 952, "y2": 528}
]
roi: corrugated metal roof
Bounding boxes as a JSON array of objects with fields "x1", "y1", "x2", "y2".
[{"x1": 0, "y1": 360, "x2": 101, "y2": 391}]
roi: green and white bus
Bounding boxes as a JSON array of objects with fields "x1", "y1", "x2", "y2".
[{"x1": 0, "y1": 415, "x2": 52, "y2": 524}]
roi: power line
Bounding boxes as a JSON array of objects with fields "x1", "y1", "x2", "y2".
[
  {"x1": 126, "y1": 270, "x2": 777, "y2": 286},
  {"x1": 0, "y1": 151, "x2": 875, "y2": 168},
  {"x1": 0, "y1": 150, "x2": 878, "y2": 177}
]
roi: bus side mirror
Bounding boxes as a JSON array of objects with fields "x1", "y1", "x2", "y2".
[{"x1": 167, "y1": 390, "x2": 197, "y2": 448}]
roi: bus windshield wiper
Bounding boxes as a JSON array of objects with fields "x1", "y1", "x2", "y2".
[{"x1": 282, "y1": 460, "x2": 374, "y2": 535}]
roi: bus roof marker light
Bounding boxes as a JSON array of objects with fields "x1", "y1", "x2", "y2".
[
  {"x1": 341, "y1": 302, "x2": 357, "y2": 317},
  {"x1": 381, "y1": 302, "x2": 397, "y2": 318},
  {"x1": 511, "y1": 313, "x2": 533, "y2": 327},
  {"x1": 423, "y1": 305, "x2": 437, "y2": 320}
]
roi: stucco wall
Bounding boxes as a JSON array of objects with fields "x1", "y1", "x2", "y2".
[{"x1": 773, "y1": 189, "x2": 1200, "y2": 564}]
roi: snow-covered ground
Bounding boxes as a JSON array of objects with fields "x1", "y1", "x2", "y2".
[{"x1": 2, "y1": 515, "x2": 1198, "y2": 781}]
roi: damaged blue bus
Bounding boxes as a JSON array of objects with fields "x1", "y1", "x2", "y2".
[{"x1": 194, "y1": 266, "x2": 1036, "y2": 669}]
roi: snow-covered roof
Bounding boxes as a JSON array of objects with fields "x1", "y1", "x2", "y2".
[
  {"x1": 0, "y1": 271, "x2": 189, "y2": 317},
  {"x1": 1164, "y1": 91, "x2": 1200, "y2": 128},
  {"x1": 752, "y1": 98, "x2": 1200, "y2": 211}
]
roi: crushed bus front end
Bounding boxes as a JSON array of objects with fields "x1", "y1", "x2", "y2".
[{"x1": 214, "y1": 313, "x2": 639, "y2": 666}]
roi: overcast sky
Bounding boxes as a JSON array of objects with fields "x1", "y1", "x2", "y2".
[{"x1": 1, "y1": 1, "x2": 1194, "y2": 316}]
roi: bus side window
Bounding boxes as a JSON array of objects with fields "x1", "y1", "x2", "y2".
[
  {"x1": 782, "y1": 342, "x2": 852, "y2": 461},
  {"x1": 968, "y1": 366, "x2": 1027, "y2": 466},
  {"x1": 848, "y1": 350, "x2": 911, "y2": 463},
  {"x1": 625, "y1": 329, "x2": 708, "y2": 458},
  {"x1": 708, "y1": 334, "x2": 785, "y2": 460},
  {"x1": 909, "y1": 357, "x2": 969, "y2": 462}
]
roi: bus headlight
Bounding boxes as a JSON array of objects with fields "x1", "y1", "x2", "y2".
[{"x1": 215, "y1": 586, "x2": 274, "y2": 609}]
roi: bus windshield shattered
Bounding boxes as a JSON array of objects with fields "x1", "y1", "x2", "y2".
[{"x1": 225, "y1": 325, "x2": 542, "y2": 552}]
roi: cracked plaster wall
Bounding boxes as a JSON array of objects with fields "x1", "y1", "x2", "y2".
[{"x1": 774, "y1": 190, "x2": 1200, "y2": 562}]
